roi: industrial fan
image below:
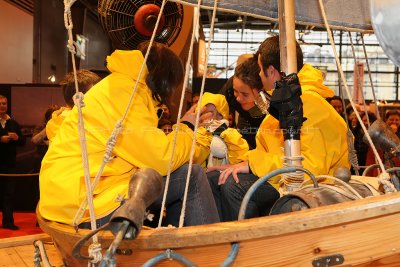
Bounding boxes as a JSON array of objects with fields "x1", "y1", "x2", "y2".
[{"x1": 98, "y1": 0, "x2": 193, "y2": 55}]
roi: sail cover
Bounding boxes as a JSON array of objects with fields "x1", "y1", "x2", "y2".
[{"x1": 174, "y1": 0, "x2": 372, "y2": 32}]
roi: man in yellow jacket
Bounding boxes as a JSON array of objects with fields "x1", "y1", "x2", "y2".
[
  {"x1": 210, "y1": 36, "x2": 349, "y2": 221},
  {"x1": 39, "y1": 42, "x2": 219, "y2": 227}
]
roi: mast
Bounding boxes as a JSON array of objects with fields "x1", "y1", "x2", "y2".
[{"x1": 278, "y1": 0, "x2": 304, "y2": 190}]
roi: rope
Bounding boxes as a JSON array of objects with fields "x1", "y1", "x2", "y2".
[
  {"x1": 348, "y1": 32, "x2": 370, "y2": 128},
  {"x1": 378, "y1": 171, "x2": 397, "y2": 193},
  {"x1": 33, "y1": 240, "x2": 53, "y2": 267},
  {"x1": 72, "y1": 120, "x2": 123, "y2": 227},
  {"x1": 314, "y1": 175, "x2": 364, "y2": 199},
  {"x1": 74, "y1": 0, "x2": 166, "y2": 229},
  {"x1": 63, "y1": 0, "x2": 103, "y2": 262},
  {"x1": 157, "y1": 0, "x2": 200, "y2": 228},
  {"x1": 361, "y1": 34, "x2": 380, "y2": 120},
  {"x1": 177, "y1": 0, "x2": 220, "y2": 228},
  {"x1": 349, "y1": 179, "x2": 381, "y2": 197},
  {"x1": 317, "y1": 0, "x2": 388, "y2": 179},
  {"x1": 281, "y1": 154, "x2": 305, "y2": 191}
]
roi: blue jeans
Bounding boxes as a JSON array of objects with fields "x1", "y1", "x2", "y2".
[
  {"x1": 149, "y1": 164, "x2": 220, "y2": 226},
  {"x1": 80, "y1": 164, "x2": 220, "y2": 229},
  {"x1": 208, "y1": 170, "x2": 280, "y2": 221}
]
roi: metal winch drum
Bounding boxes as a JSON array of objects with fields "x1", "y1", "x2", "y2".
[{"x1": 269, "y1": 183, "x2": 375, "y2": 215}]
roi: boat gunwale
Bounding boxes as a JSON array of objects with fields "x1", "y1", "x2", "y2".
[{"x1": 37, "y1": 189, "x2": 400, "y2": 250}]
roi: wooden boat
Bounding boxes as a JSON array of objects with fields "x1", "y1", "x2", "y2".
[
  {"x1": 35, "y1": 0, "x2": 400, "y2": 266},
  {"x1": 37, "y1": 189, "x2": 400, "y2": 266}
]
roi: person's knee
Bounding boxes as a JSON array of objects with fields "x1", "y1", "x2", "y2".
[
  {"x1": 220, "y1": 176, "x2": 241, "y2": 197},
  {"x1": 207, "y1": 170, "x2": 220, "y2": 187}
]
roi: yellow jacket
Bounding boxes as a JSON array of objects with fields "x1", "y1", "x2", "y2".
[
  {"x1": 39, "y1": 50, "x2": 194, "y2": 225},
  {"x1": 194, "y1": 127, "x2": 249, "y2": 167},
  {"x1": 247, "y1": 64, "x2": 349, "y2": 186},
  {"x1": 46, "y1": 107, "x2": 71, "y2": 142}
]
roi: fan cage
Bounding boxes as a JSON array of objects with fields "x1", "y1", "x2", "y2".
[{"x1": 98, "y1": 0, "x2": 184, "y2": 50}]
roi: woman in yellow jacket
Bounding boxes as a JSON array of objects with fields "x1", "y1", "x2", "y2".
[
  {"x1": 210, "y1": 36, "x2": 349, "y2": 221},
  {"x1": 39, "y1": 42, "x2": 219, "y2": 227}
]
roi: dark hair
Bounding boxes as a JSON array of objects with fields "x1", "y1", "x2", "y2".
[
  {"x1": 362, "y1": 111, "x2": 377, "y2": 124},
  {"x1": 327, "y1": 95, "x2": 343, "y2": 103},
  {"x1": 385, "y1": 109, "x2": 400, "y2": 120},
  {"x1": 234, "y1": 56, "x2": 263, "y2": 91},
  {"x1": 258, "y1": 35, "x2": 303, "y2": 74},
  {"x1": 60, "y1": 69, "x2": 101, "y2": 107},
  {"x1": 137, "y1": 42, "x2": 184, "y2": 102},
  {"x1": 44, "y1": 104, "x2": 61, "y2": 122},
  {"x1": 157, "y1": 118, "x2": 173, "y2": 128}
]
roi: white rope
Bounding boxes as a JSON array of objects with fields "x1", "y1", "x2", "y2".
[
  {"x1": 63, "y1": 2, "x2": 100, "y2": 257},
  {"x1": 88, "y1": 242, "x2": 102, "y2": 266},
  {"x1": 301, "y1": 184, "x2": 359, "y2": 200},
  {"x1": 317, "y1": 0, "x2": 388, "y2": 181},
  {"x1": 348, "y1": 32, "x2": 370, "y2": 127},
  {"x1": 281, "y1": 154, "x2": 305, "y2": 191},
  {"x1": 360, "y1": 34, "x2": 380, "y2": 120},
  {"x1": 378, "y1": 172, "x2": 397, "y2": 193},
  {"x1": 315, "y1": 175, "x2": 364, "y2": 199},
  {"x1": 349, "y1": 179, "x2": 381, "y2": 197},
  {"x1": 72, "y1": 0, "x2": 167, "y2": 228},
  {"x1": 178, "y1": 0, "x2": 220, "y2": 228},
  {"x1": 156, "y1": 0, "x2": 194, "y2": 228}
]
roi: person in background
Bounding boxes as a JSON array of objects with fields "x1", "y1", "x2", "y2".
[
  {"x1": 385, "y1": 109, "x2": 400, "y2": 137},
  {"x1": 46, "y1": 69, "x2": 101, "y2": 142},
  {"x1": 220, "y1": 55, "x2": 267, "y2": 149},
  {"x1": 158, "y1": 118, "x2": 173, "y2": 134},
  {"x1": 353, "y1": 111, "x2": 377, "y2": 174},
  {"x1": 39, "y1": 42, "x2": 219, "y2": 228},
  {"x1": 208, "y1": 36, "x2": 349, "y2": 221},
  {"x1": 31, "y1": 105, "x2": 61, "y2": 170},
  {"x1": 327, "y1": 95, "x2": 344, "y2": 118},
  {"x1": 0, "y1": 95, "x2": 26, "y2": 230}
]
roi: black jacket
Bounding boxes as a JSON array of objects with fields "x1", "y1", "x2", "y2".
[{"x1": 0, "y1": 118, "x2": 25, "y2": 169}]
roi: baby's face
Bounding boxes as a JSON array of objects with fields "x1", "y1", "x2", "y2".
[{"x1": 199, "y1": 104, "x2": 218, "y2": 124}]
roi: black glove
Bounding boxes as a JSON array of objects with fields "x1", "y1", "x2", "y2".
[{"x1": 268, "y1": 73, "x2": 306, "y2": 140}]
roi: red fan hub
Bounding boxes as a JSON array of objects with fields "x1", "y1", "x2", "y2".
[{"x1": 134, "y1": 4, "x2": 165, "y2": 37}]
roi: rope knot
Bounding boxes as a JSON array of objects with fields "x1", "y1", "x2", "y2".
[
  {"x1": 378, "y1": 172, "x2": 397, "y2": 193},
  {"x1": 88, "y1": 242, "x2": 103, "y2": 264},
  {"x1": 73, "y1": 92, "x2": 85, "y2": 108}
]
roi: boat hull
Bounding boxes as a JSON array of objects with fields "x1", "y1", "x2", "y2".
[{"x1": 37, "y1": 191, "x2": 400, "y2": 266}]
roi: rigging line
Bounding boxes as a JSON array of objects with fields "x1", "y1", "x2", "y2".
[
  {"x1": 64, "y1": 0, "x2": 99, "y2": 249},
  {"x1": 361, "y1": 34, "x2": 380, "y2": 120},
  {"x1": 179, "y1": 0, "x2": 220, "y2": 228},
  {"x1": 158, "y1": 0, "x2": 201, "y2": 228},
  {"x1": 317, "y1": 0, "x2": 389, "y2": 180},
  {"x1": 73, "y1": 0, "x2": 169, "y2": 228},
  {"x1": 348, "y1": 31, "x2": 370, "y2": 128}
]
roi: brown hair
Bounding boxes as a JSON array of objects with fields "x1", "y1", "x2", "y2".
[
  {"x1": 258, "y1": 35, "x2": 303, "y2": 74},
  {"x1": 60, "y1": 69, "x2": 101, "y2": 107},
  {"x1": 137, "y1": 41, "x2": 184, "y2": 103},
  {"x1": 234, "y1": 56, "x2": 263, "y2": 91}
]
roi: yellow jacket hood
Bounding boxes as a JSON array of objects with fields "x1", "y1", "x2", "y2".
[
  {"x1": 298, "y1": 64, "x2": 334, "y2": 99},
  {"x1": 107, "y1": 50, "x2": 148, "y2": 84}
]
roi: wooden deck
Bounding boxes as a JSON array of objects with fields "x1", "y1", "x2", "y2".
[{"x1": 0, "y1": 234, "x2": 63, "y2": 267}]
